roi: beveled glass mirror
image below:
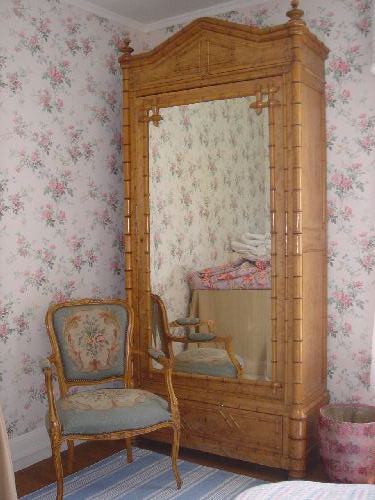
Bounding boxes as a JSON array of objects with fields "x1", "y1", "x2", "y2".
[{"x1": 149, "y1": 95, "x2": 272, "y2": 381}]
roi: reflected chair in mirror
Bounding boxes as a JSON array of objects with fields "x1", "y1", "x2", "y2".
[
  {"x1": 151, "y1": 294, "x2": 243, "y2": 379},
  {"x1": 41, "y1": 298, "x2": 181, "y2": 500}
]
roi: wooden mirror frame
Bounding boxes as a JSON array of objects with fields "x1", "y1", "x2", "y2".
[
  {"x1": 122, "y1": 50, "x2": 286, "y2": 399},
  {"x1": 144, "y1": 83, "x2": 281, "y2": 387},
  {"x1": 119, "y1": 5, "x2": 329, "y2": 477}
]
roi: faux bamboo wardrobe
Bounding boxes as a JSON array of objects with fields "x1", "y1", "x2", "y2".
[{"x1": 119, "y1": 0, "x2": 329, "y2": 478}]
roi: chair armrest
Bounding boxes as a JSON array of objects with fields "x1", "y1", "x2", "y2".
[
  {"x1": 148, "y1": 348, "x2": 171, "y2": 368},
  {"x1": 39, "y1": 356, "x2": 60, "y2": 431},
  {"x1": 172, "y1": 317, "x2": 200, "y2": 326},
  {"x1": 211, "y1": 336, "x2": 243, "y2": 378},
  {"x1": 133, "y1": 348, "x2": 170, "y2": 366},
  {"x1": 168, "y1": 332, "x2": 217, "y2": 343},
  {"x1": 169, "y1": 317, "x2": 215, "y2": 344},
  {"x1": 147, "y1": 350, "x2": 179, "y2": 422},
  {"x1": 170, "y1": 333, "x2": 233, "y2": 345},
  {"x1": 169, "y1": 318, "x2": 214, "y2": 331},
  {"x1": 208, "y1": 335, "x2": 231, "y2": 345},
  {"x1": 39, "y1": 357, "x2": 52, "y2": 371}
]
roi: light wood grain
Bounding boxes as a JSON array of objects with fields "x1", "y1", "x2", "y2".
[
  {"x1": 119, "y1": 0, "x2": 328, "y2": 478},
  {"x1": 43, "y1": 298, "x2": 182, "y2": 498}
]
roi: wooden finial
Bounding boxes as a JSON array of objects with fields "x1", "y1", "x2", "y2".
[
  {"x1": 286, "y1": 0, "x2": 305, "y2": 23},
  {"x1": 148, "y1": 105, "x2": 162, "y2": 127},
  {"x1": 119, "y1": 38, "x2": 134, "y2": 62},
  {"x1": 250, "y1": 89, "x2": 266, "y2": 115}
]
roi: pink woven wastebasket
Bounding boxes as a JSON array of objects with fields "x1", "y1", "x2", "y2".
[{"x1": 319, "y1": 403, "x2": 375, "y2": 483}]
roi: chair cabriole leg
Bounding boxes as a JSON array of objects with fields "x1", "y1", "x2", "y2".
[
  {"x1": 67, "y1": 439, "x2": 74, "y2": 474},
  {"x1": 125, "y1": 437, "x2": 133, "y2": 463},
  {"x1": 51, "y1": 436, "x2": 64, "y2": 500},
  {"x1": 172, "y1": 426, "x2": 182, "y2": 489}
]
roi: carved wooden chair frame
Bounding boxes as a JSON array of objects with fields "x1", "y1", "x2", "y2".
[
  {"x1": 41, "y1": 298, "x2": 181, "y2": 499},
  {"x1": 151, "y1": 294, "x2": 243, "y2": 379}
]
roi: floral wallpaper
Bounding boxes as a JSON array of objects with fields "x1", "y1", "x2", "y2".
[
  {"x1": 149, "y1": 0, "x2": 375, "y2": 406},
  {"x1": 0, "y1": 0, "x2": 145, "y2": 438},
  {"x1": 0, "y1": 0, "x2": 374, "y2": 445},
  {"x1": 149, "y1": 98, "x2": 269, "y2": 322}
]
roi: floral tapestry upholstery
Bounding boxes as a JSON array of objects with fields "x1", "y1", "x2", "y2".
[
  {"x1": 174, "y1": 347, "x2": 243, "y2": 378},
  {"x1": 54, "y1": 388, "x2": 171, "y2": 435},
  {"x1": 52, "y1": 304, "x2": 128, "y2": 381}
]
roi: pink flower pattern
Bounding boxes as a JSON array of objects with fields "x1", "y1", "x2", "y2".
[
  {"x1": 149, "y1": 0, "x2": 375, "y2": 410},
  {"x1": 187, "y1": 259, "x2": 271, "y2": 290},
  {"x1": 0, "y1": 0, "x2": 146, "y2": 437},
  {"x1": 64, "y1": 310, "x2": 121, "y2": 373},
  {"x1": 319, "y1": 404, "x2": 375, "y2": 483},
  {"x1": 149, "y1": 97, "x2": 269, "y2": 322},
  {"x1": 0, "y1": 0, "x2": 374, "y2": 441}
]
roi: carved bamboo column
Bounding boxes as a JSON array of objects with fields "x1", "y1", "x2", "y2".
[
  {"x1": 119, "y1": 40, "x2": 134, "y2": 305},
  {"x1": 287, "y1": 0, "x2": 308, "y2": 478},
  {"x1": 268, "y1": 87, "x2": 278, "y2": 384}
]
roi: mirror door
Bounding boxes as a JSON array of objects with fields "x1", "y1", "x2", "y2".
[{"x1": 147, "y1": 88, "x2": 276, "y2": 382}]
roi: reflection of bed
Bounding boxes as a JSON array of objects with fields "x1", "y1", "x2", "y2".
[
  {"x1": 190, "y1": 289, "x2": 271, "y2": 379},
  {"x1": 235, "y1": 481, "x2": 375, "y2": 499},
  {"x1": 187, "y1": 258, "x2": 271, "y2": 290}
]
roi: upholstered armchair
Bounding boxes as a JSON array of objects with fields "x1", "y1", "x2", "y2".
[
  {"x1": 151, "y1": 294, "x2": 243, "y2": 379},
  {"x1": 41, "y1": 298, "x2": 181, "y2": 500}
]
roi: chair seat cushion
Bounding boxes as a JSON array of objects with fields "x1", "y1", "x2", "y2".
[
  {"x1": 174, "y1": 347, "x2": 242, "y2": 378},
  {"x1": 55, "y1": 388, "x2": 171, "y2": 435}
]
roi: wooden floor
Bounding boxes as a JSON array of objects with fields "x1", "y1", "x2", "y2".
[{"x1": 15, "y1": 438, "x2": 330, "y2": 497}]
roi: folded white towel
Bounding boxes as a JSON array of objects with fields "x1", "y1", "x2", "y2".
[
  {"x1": 231, "y1": 241, "x2": 266, "y2": 253},
  {"x1": 231, "y1": 232, "x2": 271, "y2": 260}
]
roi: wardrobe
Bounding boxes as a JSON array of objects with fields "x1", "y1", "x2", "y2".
[{"x1": 119, "y1": 0, "x2": 328, "y2": 477}]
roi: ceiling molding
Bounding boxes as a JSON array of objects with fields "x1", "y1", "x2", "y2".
[
  {"x1": 61, "y1": 0, "x2": 146, "y2": 31},
  {"x1": 62, "y1": 0, "x2": 262, "y2": 33}
]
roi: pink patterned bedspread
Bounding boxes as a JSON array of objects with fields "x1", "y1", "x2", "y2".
[{"x1": 187, "y1": 258, "x2": 271, "y2": 290}]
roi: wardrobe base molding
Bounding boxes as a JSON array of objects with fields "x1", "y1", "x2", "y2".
[{"x1": 145, "y1": 395, "x2": 328, "y2": 476}]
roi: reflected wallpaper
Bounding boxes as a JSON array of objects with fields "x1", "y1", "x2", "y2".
[
  {"x1": 149, "y1": 98, "x2": 269, "y2": 322},
  {"x1": 0, "y1": 0, "x2": 145, "y2": 437},
  {"x1": 149, "y1": 0, "x2": 375, "y2": 407}
]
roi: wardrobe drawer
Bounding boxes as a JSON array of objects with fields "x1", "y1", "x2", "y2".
[{"x1": 180, "y1": 400, "x2": 283, "y2": 453}]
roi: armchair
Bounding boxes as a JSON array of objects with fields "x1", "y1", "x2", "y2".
[
  {"x1": 42, "y1": 298, "x2": 181, "y2": 500},
  {"x1": 151, "y1": 294, "x2": 243, "y2": 379}
]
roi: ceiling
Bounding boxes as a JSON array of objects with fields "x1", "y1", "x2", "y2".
[{"x1": 63, "y1": 0, "x2": 258, "y2": 31}]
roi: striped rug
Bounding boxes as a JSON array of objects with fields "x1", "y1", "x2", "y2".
[{"x1": 22, "y1": 447, "x2": 266, "y2": 499}]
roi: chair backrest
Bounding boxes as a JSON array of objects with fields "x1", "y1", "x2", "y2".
[
  {"x1": 45, "y1": 299, "x2": 133, "y2": 392},
  {"x1": 150, "y1": 294, "x2": 172, "y2": 358}
]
